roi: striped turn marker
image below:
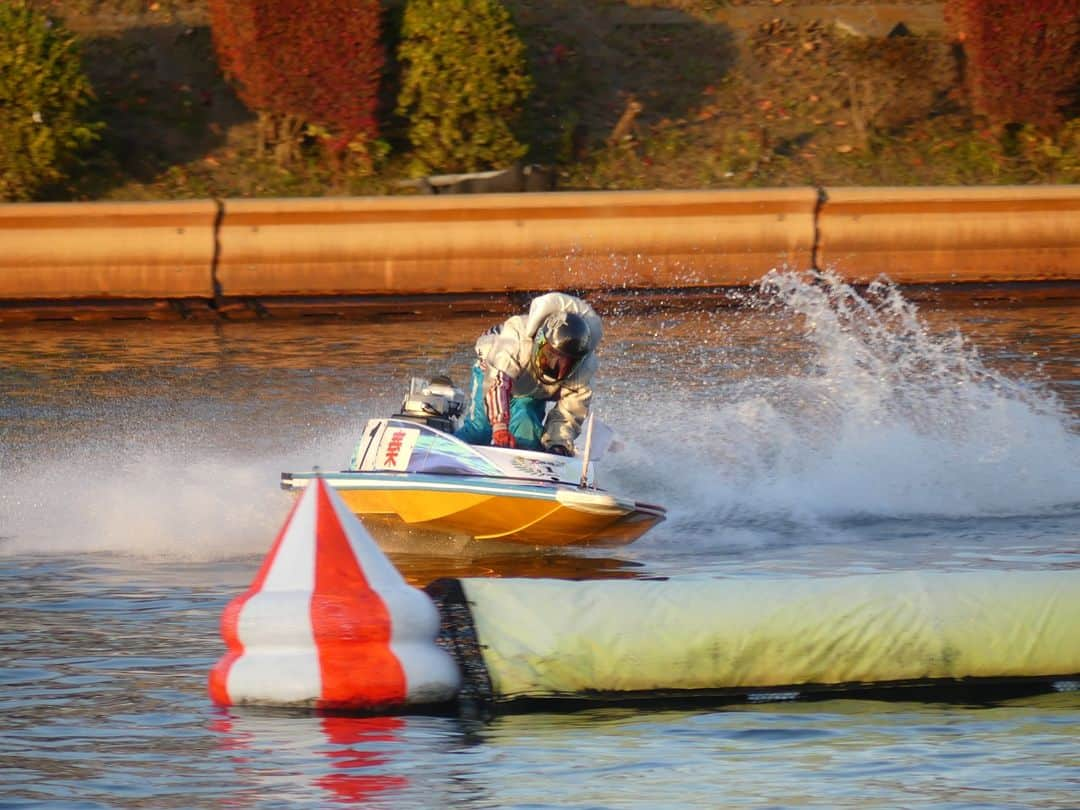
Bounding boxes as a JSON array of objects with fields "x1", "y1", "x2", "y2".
[{"x1": 209, "y1": 478, "x2": 461, "y2": 710}]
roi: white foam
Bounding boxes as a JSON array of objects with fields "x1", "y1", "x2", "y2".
[
  {"x1": 0, "y1": 425, "x2": 358, "y2": 560},
  {"x1": 3, "y1": 272, "x2": 1075, "y2": 561},
  {"x1": 604, "y1": 270, "x2": 1080, "y2": 526}
]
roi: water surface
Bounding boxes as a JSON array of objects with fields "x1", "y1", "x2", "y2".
[{"x1": 2, "y1": 273, "x2": 1078, "y2": 808}]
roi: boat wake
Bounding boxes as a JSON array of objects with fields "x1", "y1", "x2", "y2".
[
  {"x1": 0, "y1": 427, "x2": 358, "y2": 560},
  {"x1": 603, "y1": 271, "x2": 1080, "y2": 541},
  {"x1": 2, "y1": 270, "x2": 1076, "y2": 563}
]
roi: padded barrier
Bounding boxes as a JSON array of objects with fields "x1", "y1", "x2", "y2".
[{"x1": 430, "y1": 570, "x2": 1080, "y2": 705}]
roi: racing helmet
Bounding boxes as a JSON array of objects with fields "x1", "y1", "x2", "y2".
[{"x1": 531, "y1": 311, "x2": 591, "y2": 384}]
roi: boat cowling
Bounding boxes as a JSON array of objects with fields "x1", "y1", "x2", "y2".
[
  {"x1": 348, "y1": 417, "x2": 587, "y2": 485},
  {"x1": 393, "y1": 376, "x2": 466, "y2": 433}
]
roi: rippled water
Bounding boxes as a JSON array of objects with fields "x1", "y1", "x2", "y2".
[{"x1": 2, "y1": 274, "x2": 1078, "y2": 808}]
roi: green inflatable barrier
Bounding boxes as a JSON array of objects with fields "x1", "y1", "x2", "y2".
[{"x1": 427, "y1": 570, "x2": 1080, "y2": 706}]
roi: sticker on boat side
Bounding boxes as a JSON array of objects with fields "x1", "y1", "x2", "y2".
[
  {"x1": 376, "y1": 426, "x2": 419, "y2": 471},
  {"x1": 510, "y1": 455, "x2": 565, "y2": 480}
]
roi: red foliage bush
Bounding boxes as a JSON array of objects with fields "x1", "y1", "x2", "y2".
[
  {"x1": 945, "y1": 0, "x2": 1080, "y2": 131},
  {"x1": 207, "y1": 0, "x2": 384, "y2": 154}
]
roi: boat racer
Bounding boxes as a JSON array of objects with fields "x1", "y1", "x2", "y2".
[{"x1": 455, "y1": 292, "x2": 603, "y2": 455}]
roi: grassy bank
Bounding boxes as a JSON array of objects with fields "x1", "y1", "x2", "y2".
[{"x1": 27, "y1": 0, "x2": 1080, "y2": 201}]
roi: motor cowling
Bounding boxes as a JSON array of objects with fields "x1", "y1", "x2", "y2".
[{"x1": 395, "y1": 376, "x2": 465, "y2": 433}]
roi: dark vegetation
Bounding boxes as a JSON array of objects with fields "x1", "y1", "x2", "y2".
[{"x1": 7, "y1": 0, "x2": 1080, "y2": 202}]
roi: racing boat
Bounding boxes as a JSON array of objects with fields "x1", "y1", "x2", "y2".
[{"x1": 281, "y1": 378, "x2": 666, "y2": 547}]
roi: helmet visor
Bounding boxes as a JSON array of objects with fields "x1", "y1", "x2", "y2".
[{"x1": 536, "y1": 339, "x2": 580, "y2": 382}]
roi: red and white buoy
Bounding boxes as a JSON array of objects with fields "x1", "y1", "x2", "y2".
[{"x1": 209, "y1": 478, "x2": 461, "y2": 710}]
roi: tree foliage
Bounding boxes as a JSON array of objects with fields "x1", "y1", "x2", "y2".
[
  {"x1": 207, "y1": 0, "x2": 384, "y2": 166},
  {"x1": 396, "y1": 0, "x2": 533, "y2": 174},
  {"x1": 945, "y1": 0, "x2": 1080, "y2": 131},
  {"x1": 0, "y1": 1, "x2": 103, "y2": 201}
]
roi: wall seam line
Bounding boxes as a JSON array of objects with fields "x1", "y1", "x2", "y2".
[
  {"x1": 812, "y1": 186, "x2": 827, "y2": 271},
  {"x1": 211, "y1": 198, "x2": 225, "y2": 312}
]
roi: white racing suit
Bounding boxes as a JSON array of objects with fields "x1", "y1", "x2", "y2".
[{"x1": 455, "y1": 292, "x2": 603, "y2": 453}]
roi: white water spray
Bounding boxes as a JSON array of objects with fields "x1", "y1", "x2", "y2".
[
  {"x1": 610, "y1": 270, "x2": 1080, "y2": 532},
  {"x1": 0, "y1": 425, "x2": 361, "y2": 560},
  {"x1": 2, "y1": 274, "x2": 1076, "y2": 561}
]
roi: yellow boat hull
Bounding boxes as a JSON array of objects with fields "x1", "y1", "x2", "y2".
[{"x1": 286, "y1": 475, "x2": 665, "y2": 547}]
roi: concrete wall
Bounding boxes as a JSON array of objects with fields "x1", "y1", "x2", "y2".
[
  {"x1": 0, "y1": 200, "x2": 217, "y2": 299},
  {"x1": 818, "y1": 186, "x2": 1080, "y2": 283},
  {"x1": 216, "y1": 189, "x2": 816, "y2": 296},
  {"x1": 0, "y1": 186, "x2": 1077, "y2": 320}
]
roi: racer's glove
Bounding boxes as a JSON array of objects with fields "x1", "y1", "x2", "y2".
[
  {"x1": 546, "y1": 444, "x2": 571, "y2": 457},
  {"x1": 491, "y1": 425, "x2": 516, "y2": 448}
]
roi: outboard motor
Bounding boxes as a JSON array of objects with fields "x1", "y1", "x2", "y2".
[{"x1": 394, "y1": 376, "x2": 466, "y2": 433}]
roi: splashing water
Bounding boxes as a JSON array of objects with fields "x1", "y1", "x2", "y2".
[
  {"x1": 0, "y1": 424, "x2": 361, "y2": 560},
  {"x1": 2, "y1": 275, "x2": 1076, "y2": 562},
  {"x1": 611, "y1": 270, "x2": 1080, "y2": 532}
]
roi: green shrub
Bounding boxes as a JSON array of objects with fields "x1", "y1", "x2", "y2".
[
  {"x1": 0, "y1": 1, "x2": 103, "y2": 201},
  {"x1": 396, "y1": 0, "x2": 533, "y2": 175}
]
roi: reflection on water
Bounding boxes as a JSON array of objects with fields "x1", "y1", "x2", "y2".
[
  {"x1": 211, "y1": 713, "x2": 415, "y2": 806},
  {"x1": 471, "y1": 694, "x2": 1080, "y2": 808},
  {"x1": 1, "y1": 277, "x2": 1078, "y2": 807},
  {"x1": 388, "y1": 547, "x2": 646, "y2": 585},
  {"x1": 316, "y1": 717, "x2": 409, "y2": 804}
]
